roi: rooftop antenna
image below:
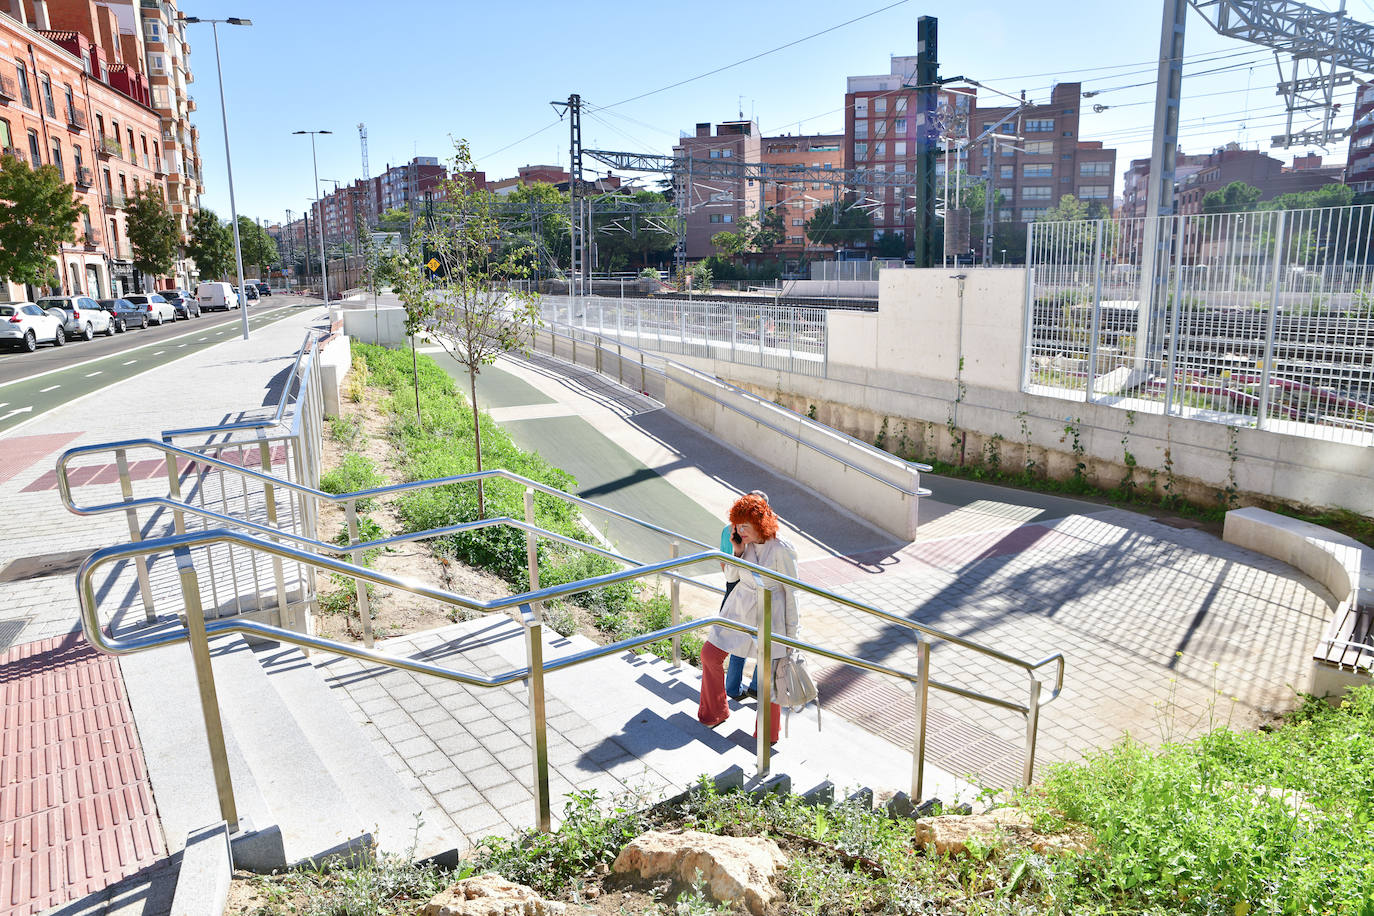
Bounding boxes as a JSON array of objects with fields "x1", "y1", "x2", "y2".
[{"x1": 738, "y1": 95, "x2": 744, "y2": 119}]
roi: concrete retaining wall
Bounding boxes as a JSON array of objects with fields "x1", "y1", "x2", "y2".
[
  {"x1": 673, "y1": 268, "x2": 1373, "y2": 516},
  {"x1": 340, "y1": 305, "x2": 408, "y2": 348}
]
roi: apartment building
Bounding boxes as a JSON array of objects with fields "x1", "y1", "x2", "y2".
[
  {"x1": 1348, "y1": 79, "x2": 1373, "y2": 192},
  {"x1": 673, "y1": 120, "x2": 761, "y2": 259},
  {"x1": 760, "y1": 132, "x2": 846, "y2": 264},
  {"x1": 374, "y1": 156, "x2": 447, "y2": 214},
  {"x1": 965, "y1": 82, "x2": 1117, "y2": 227},
  {"x1": 311, "y1": 178, "x2": 372, "y2": 245},
  {"x1": 844, "y1": 54, "x2": 973, "y2": 252},
  {"x1": 1, "y1": 2, "x2": 166, "y2": 300}
]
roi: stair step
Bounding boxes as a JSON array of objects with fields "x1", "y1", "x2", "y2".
[
  {"x1": 252, "y1": 641, "x2": 461, "y2": 865},
  {"x1": 207, "y1": 637, "x2": 373, "y2": 867}
]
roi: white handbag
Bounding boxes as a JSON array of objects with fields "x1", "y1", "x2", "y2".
[{"x1": 771, "y1": 652, "x2": 821, "y2": 735}]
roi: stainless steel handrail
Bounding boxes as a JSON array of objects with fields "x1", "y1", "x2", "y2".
[
  {"x1": 534, "y1": 321, "x2": 934, "y2": 498},
  {"x1": 79, "y1": 526, "x2": 1062, "y2": 804},
  {"x1": 161, "y1": 329, "x2": 323, "y2": 445}
]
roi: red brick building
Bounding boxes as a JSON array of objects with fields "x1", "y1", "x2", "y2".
[
  {"x1": 761, "y1": 132, "x2": 846, "y2": 265},
  {"x1": 1348, "y1": 80, "x2": 1373, "y2": 193}
]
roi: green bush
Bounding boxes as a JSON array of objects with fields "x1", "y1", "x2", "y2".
[{"x1": 320, "y1": 452, "x2": 386, "y2": 510}]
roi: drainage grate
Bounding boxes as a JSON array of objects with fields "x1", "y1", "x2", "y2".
[
  {"x1": 0, "y1": 549, "x2": 92, "y2": 583},
  {"x1": 0, "y1": 619, "x2": 27, "y2": 652}
]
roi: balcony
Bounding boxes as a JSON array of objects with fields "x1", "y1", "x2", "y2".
[
  {"x1": 105, "y1": 191, "x2": 126, "y2": 209},
  {"x1": 83, "y1": 231, "x2": 98, "y2": 250},
  {"x1": 74, "y1": 166, "x2": 93, "y2": 189},
  {"x1": 0, "y1": 73, "x2": 15, "y2": 103},
  {"x1": 65, "y1": 104, "x2": 87, "y2": 132},
  {"x1": 97, "y1": 136, "x2": 122, "y2": 158},
  {"x1": 186, "y1": 96, "x2": 196, "y2": 112}
]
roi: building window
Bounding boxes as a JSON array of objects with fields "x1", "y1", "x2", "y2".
[
  {"x1": 998, "y1": 208, "x2": 1013, "y2": 221},
  {"x1": 1021, "y1": 207, "x2": 1048, "y2": 220},
  {"x1": 788, "y1": 235, "x2": 803, "y2": 244},
  {"x1": 873, "y1": 142, "x2": 885, "y2": 159},
  {"x1": 1080, "y1": 161, "x2": 1112, "y2": 176},
  {"x1": 791, "y1": 217, "x2": 804, "y2": 226},
  {"x1": 0, "y1": 118, "x2": 10, "y2": 153},
  {"x1": 27, "y1": 129, "x2": 40, "y2": 168},
  {"x1": 1022, "y1": 163, "x2": 1053, "y2": 177},
  {"x1": 40, "y1": 73, "x2": 56, "y2": 118},
  {"x1": 50, "y1": 138, "x2": 63, "y2": 179},
  {"x1": 874, "y1": 97, "x2": 887, "y2": 113},
  {"x1": 893, "y1": 117, "x2": 906, "y2": 134},
  {"x1": 149, "y1": 54, "x2": 166, "y2": 74},
  {"x1": 999, "y1": 165, "x2": 1014, "y2": 179},
  {"x1": 1078, "y1": 185, "x2": 1110, "y2": 199},
  {"x1": 1023, "y1": 140, "x2": 1054, "y2": 155},
  {"x1": 854, "y1": 97, "x2": 869, "y2": 117},
  {"x1": 1062, "y1": 108, "x2": 1076, "y2": 114},
  {"x1": 152, "y1": 86, "x2": 169, "y2": 109},
  {"x1": 874, "y1": 120, "x2": 887, "y2": 139},
  {"x1": 63, "y1": 84, "x2": 75, "y2": 120},
  {"x1": 145, "y1": 21, "x2": 162, "y2": 42},
  {"x1": 707, "y1": 148, "x2": 733, "y2": 159},
  {"x1": 894, "y1": 141, "x2": 906, "y2": 156},
  {"x1": 1025, "y1": 119, "x2": 1054, "y2": 132},
  {"x1": 895, "y1": 97, "x2": 907, "y2": 113},
  {"x1": 14, "y1": 61, "x2": 32, "y2": 108},
  {"x1": 854, "y1": 143, "x2": 868, "y2": 160},
  {"x1": 854, "y1": 120, "x2": 868, "y2": 139},
  {"x1": 1022, "y1": 186, "x2": 1052, "y2": 200},
  {"x1": 126, "y1": 129, "x2": 135, "y2": 159}
]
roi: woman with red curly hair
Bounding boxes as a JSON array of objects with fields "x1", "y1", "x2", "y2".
[{"x1": 697, "y1": 492, "x2": 799, "y2": 743}]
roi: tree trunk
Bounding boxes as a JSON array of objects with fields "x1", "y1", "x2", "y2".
[
  {"x1": 470, "y1": 368, "x2": 485, "y2": 519},
  {"x1": 410, "y1": 335, "x2": 421, "y2": 425}
]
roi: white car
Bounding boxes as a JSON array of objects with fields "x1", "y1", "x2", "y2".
[
  {"x1": 0, "y1": 302, "x2": 66, "y2": 351},
  {"x1": 35, "y1": 295, "x2": 114, "y2": 340},
  {"x1": 123, "y1": 293, "x2": 177, "y2": 325}
]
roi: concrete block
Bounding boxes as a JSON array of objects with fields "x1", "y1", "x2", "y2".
[
  {"x1": 799, "y1": 780, "x2": 835, "y2": 807},
  {"x1": 170, "y1": 822, "x2": 231, "y2": 916}
]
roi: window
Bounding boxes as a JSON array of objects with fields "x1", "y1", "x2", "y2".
[
  {"x1": 1020, "y1": 207, "x2": 1048, "y2": 220},
  {"x1": 40, "y1": 73, "x2": 55, "y2": 117},
  {"x1": 0, "y1": 118, "x2": 10, "y2": 153},
  {"x1": 723, "y1": 213, "x2": 732, "y2": 223},
  {"x1": 1022, "y1": 163, "x2": 1053, "y2": 177},
  {"x1": 1023, "y1": 140, "x2": 1054, "y2": 155},
  {"x1": 895, "y1": 97, "x2": 907, "y2": 112},
  {"x1": 709, "y1": 214, "x2": 723, "y2": 223},
  {"x1": 126, "y1": 128, "x2": 135, "y2": 160},
  {"x1": 50, "y1": 138, "x2": 63, "y2": 179},
  {"x1": 873, "y1": 142, "x2": 885, "y2": 159},
  {"x1": 894, "y1": 117, "x2": 906, "y2": 133},
  {"x1": 894, "y1": 163, "x2": 906, "y2": 173},
  {"x1": 874, "y1": 121, "x2": 887, "y2": 139},
  {"x1": 998, "y1": 208, "x2": 1013, "y2": 221},
  {"x1": 707, "y1": 148, "x2": 732, "y2": 159},
  {"x1": 1078, "y1": 185, "x2": 1110, "y2": 199},
  {"x1": 1062, "y1": 108, "x2": 1076, "y2": 115},
  {"x1": 149, "y1": 54, "x2": 166, "y2": 74},
  {"x1": 999, "y1": 165, "x2": 1014, "y2": 179},
  {"x1": 791, "y1": 218, "x2": 804, "y2": 226},
  {"x1": 27, "y1": 129, "x2": 40, "y2": 168},
  {"x1": 894, "y1": 141, "x2": 906, "y2": 156},
  {"x1": 1025, "y1": 119, "x2": 1054, "y2": 132},
  {"x1": 854, "y1": 142, "x2": 868, "y2": 160},
  {"x1": 141, "y1": 134, "x2": 149, "y2": 167},
  {"x1": 1022, "y1": 186, "x2": 1052, "y2": 200},
  {"x1": 152, "y1": 86, "x2": 169, "y2": 109},
  {"x1": 788, "y1": 235, "x2": 803, "y2": 244},
  {"x1": 95, "y1": 113, "x2": 105, "y2": 141},
  {"x1": 1001, "y1": 144, "x2": 1015, "y2": 157},
  {"x1": 14, "y1": 61, "x2": 32, "y2": 108},
  {"x1": 874, "y1": 98, "x2": 887, "y2": 113},
  {"x1": 854, "y1": 120, "x2": 868, "y2": 139},
  {"x1": 854, "y1": 97, "x2": 869, "y2": 117},
  {"x1": 145, "y1": 21, "x2": 162, "y2": 42},
  {"x1": 1080, "y1": 161, "x2": 1111, "y2": 177},
  {"x1": 63, "y1": 84, "x2": 75, "y2": 120}
]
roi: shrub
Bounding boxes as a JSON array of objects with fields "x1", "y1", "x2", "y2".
[{"x1": 319, "y1": 452, "x2": 386, "y2": 510}]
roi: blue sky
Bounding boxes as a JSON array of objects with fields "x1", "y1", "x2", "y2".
[{"x1": 189, "y1": 0, "x2": 1367, "y2": 225}]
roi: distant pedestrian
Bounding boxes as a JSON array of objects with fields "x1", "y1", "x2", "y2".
[
  {"x1": 699, "y1": 492, "x2": 798, "y2": 744},
  {"x1": 722, "y1": 490, "x2": 769, "y2": 700}
]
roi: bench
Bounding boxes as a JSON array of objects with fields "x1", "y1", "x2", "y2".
[{"x1": 1223, "y1": 507, "x2": 1373, "y2": 698}]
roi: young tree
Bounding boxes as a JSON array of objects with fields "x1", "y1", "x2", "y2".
[
  {"x1": 187, "y1": 207, "x2": 234, "y2": 279},
  {"x1": 1201, "y1": 180, "x2": 1262, "y2": 214},
  {"x1": 395, "y1": 140, "x2": 540, "y2": 518},
  {"x1": 0, "y1": 154, "x2": 85, "y2": 288},
  {"x1": 237, "y1": 216, "x2": 279, "y2": 273},
  {"x1": 805, "y1": 202, "x2": 875, "y2": 250},
  {"x1": 125, "y1": 185, "x2": 179, "y2": 290}
]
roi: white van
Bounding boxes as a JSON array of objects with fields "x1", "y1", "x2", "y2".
[{"x1": 197, "y1": 281, "x2": 239, "y2": 311}]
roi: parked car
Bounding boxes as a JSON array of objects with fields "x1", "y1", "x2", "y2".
[
  {"x1": 123, "y1": 293, "x2": 176, "y2": 325},
  {"x1": 255, "y1": 281, "x2": 271, "y2": 296},
  {"x1": 0, "y1": 302, "x2": 66, "y2": 350},
  {"x1": 165, "y1": 294, "x2": 201, "y2": 320},
  {"x1": 197, "y1": 282, "x2": 239, "y2": 311},
  {"x1": 95, "y1": 298, "x2": 147, "y2": 332},
  {"x1": 35, "y1": 295, "x2": 113, "y2": 340},
  {"x1": 243, "y1": 285, "x2": 260, "y2": 303}
]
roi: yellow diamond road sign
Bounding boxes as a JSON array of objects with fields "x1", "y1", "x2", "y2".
[{"x1": 426, "y1": 257, "x2": 440, "y2": 272}]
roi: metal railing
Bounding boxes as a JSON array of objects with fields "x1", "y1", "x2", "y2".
[
  {"x1": 1025, "y1": 205, "x2": 1374, "y2": 445},
  {"x1": 540, "y1": 294, "x2": 828, "y2": 377},
  {"x1": 74, "y1": 510, "x2": 1064, "y2": 836}
]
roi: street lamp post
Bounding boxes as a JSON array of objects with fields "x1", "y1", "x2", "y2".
[
  {"x1": 183, "y1": 15, "x2": 252, "y2": 339},
  {"x1": 293, "y1": 130, "x2": 332, "y2": 303},
  {"x1": 1001, "y1": 249, "x2": 1008, "y2": 267}
]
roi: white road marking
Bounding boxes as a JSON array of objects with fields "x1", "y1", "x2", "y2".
[
  {"x1": 40, "y1": 385, "x2": 60, "y2": 393},
  {"x1": 154, "y1": 350, "x2": 165, "y2": 356},
  {"x1": 85, "y1": 371, "x2": 101, "y2": 377},
  {"x1": 0, "y1": 406, "x2": 33, "y2": 422},
  {"x1": 178, "y1": 343, "x2": 187, "y2": 348},
  {"x1": 123, "y1": 359, "x2": 136, "y2": 365},
  {"x1": 198, "y1": 337, "x2": 208, "y2": 342}
]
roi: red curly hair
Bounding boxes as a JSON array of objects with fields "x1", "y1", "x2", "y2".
[{"x1": 728, "y1": 493, "x2": 778, "y2": 540}]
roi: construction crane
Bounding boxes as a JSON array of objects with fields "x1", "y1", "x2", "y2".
[{"x1": 358, "y1": 123, "x2": 373, "y2": 228}]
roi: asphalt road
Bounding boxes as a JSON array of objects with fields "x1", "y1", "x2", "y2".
[{"x1": 0, "y1": 296, "x2": 319, "y2": 434}]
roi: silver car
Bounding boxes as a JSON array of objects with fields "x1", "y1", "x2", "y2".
[
  {"x1": 123, "y1": 293, "x2": 176, "y2": 326},
  {"x1": 35, "y1": 295, "x2": 114, "y2": 340}
]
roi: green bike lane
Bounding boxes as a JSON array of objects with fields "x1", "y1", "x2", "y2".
[{"x1": 0, "y1": 301, "x2": 312, "y2": 435}]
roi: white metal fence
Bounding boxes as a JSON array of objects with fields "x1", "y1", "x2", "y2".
[
  {"x1": 541, "y1": 294, "x2": 828, "y2": 377},
  {"x1": 1025, "y1": 205, "x2": 1374, "y2": 444}
]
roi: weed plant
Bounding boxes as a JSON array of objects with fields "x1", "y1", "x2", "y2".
[{"x1": 320, "y1": 453, "x2": 386, "y2": 510}]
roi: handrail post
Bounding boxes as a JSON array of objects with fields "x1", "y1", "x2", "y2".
[
  {"x1": 755, "y1": 583, "x2": 773, "y2": 776},
  {"x1": 524, "y1": 489, "x2": 541, "y2": 621},
  {"x1": 670, "y1": 541, "x2": 681, "y2": 666},
  {"x1": 164, "y1": 452, "x2": 187, "y2": 537},
  {"x1": 115, "y1": 448, "x2": 157, "y2": 621},
  {"x1": 1022, "y1": 677, "x2": 1043, "y2": 787},
  {"x1": 522, "y1": 604, "x2": 552, "y2": 832},
  {"x1": 259, "y1": 441, "x2": 294, "y2": 635},
  {"x1": 912, "y1": 640, "x2": 931, "y2": 801},
  {"x1": 174, "y1": 546, "x2": 239, "y2": 834},
  {"x1": 345, "y1": 499, "x2": 375, "y2": 648}
]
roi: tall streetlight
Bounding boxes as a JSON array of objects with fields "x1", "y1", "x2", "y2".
[
  {"x1": 293, "y1": 130, "x2": 332, "y2": 303},
  {"x1": 183, "y1": 16, "x2": 252, "y2": 340}
]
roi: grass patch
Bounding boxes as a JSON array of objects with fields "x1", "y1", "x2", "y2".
[
  {"x1": 320, "y1": 452, "x2": 386, "y2": 511},
  {"x1": 350, "y1": 341, "x2": 701, "y2": 664}
]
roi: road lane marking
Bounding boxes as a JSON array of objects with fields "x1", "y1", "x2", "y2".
[
  {"x1": 154, "y1": 351, "x2": 165, "y2": 356},
  {"x1": 40, "y1": 385, "x2": 60, "y2": 392},
  {"x1": 123, "y1": 360, "x2": 136, "y2": 365},
  {"x1": 198, "y1": 337, "x2": 208, "y2": 342},
  {"x1": 85, "y1": 371, "x2": 101, "y2": 377},
  {"x1": 178, "y1": 343, "x2": 187, "y2": 348}
]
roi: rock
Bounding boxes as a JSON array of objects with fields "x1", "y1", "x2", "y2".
[
  {"x1": 613, "y1": 830, "x2": 786, "y2": 916},
  {"x1": 886, "y1": 792, "x2": 916, "y2": 819},
  {"x1": 422, "y1": 873, "x2": 565, "y2": 916},
  {"x1": 913, "y1": 808, "x2": 1095, "y2": 857}
]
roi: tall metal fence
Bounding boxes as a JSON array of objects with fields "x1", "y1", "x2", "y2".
[
  {"x1": 809, "y1": 259, "x2": 907, "y2": 281},
  {"x1": 1025, "y1": 204, "x2": 1374, "y2": 444},
  {"x1": 541, "y1": 294, "x2": 828, "y2": 377}
]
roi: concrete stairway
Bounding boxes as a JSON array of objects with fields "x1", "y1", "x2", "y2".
[{"x1": 119, "y1": 631, "x2": 460, "y2": 872}]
